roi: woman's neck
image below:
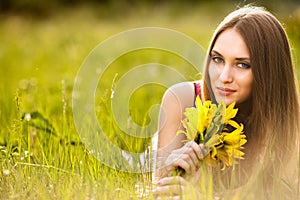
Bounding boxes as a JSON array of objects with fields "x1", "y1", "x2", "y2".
[{"x1": 235, "y1": 98, "x2": 252, "y2": 123}]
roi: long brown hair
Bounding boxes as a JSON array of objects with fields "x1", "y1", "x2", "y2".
[{"x1": 202, "y1": 5, "x2": 299, "y2": 190}]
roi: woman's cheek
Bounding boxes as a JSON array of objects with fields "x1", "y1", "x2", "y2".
[
  {"x1": 208, "y1": 65, "x2": 215, "y2": 80},
  {"x1": 208, "y1": 64, "x2": 220, "y2": 84}
]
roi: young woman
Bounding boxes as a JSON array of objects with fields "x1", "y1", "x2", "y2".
[{"x1": 153, "y1": 5, "x2": 299, "y2": 199}]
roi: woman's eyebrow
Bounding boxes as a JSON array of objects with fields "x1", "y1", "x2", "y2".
[
  {"x1": 211, "y1": 50, "x2": 222, "y2": 56},
  {"x1": 211, "y1": 50, "x2": 250, "y2": 61},
  {"x1": 236, "y1": 57, "x2": 250, "y2": 61}
]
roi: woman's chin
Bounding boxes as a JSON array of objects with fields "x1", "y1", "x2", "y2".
[{"x1": 215, "y1": 96, "x2": 235, "y2": 106}]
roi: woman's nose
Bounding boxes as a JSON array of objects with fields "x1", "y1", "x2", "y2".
[{"x1": 219, "y1": 65, "x2": 233, "y2": 83}]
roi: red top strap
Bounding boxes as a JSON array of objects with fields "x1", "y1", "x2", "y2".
[{"x1": 194, "y1": 82, "x2": 201, "y2": 98}]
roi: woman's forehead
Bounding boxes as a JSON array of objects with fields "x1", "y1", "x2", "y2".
[{"x1": 212, "y1": 29, "x2": 250, "y2": 59}]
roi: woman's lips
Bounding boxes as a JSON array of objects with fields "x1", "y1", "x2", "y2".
[{"x1": 216, "y1": 87, "x2": 236, "y2": 96}]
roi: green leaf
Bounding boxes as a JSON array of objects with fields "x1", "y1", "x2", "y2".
[{"x1": 21, "y1": 111, "x2": 58, "y2": 136}]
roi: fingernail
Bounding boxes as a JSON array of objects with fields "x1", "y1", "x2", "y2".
[
  {"x1": 153, "y1": 187, "x2": 160, "y2": 194},
  {"x1": 157, "y1": 181, "x2": 163, "y2": 186}
]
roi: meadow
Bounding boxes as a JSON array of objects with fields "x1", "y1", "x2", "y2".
[{"x1": 0, "y1": 1, "x2": 300, "y2": 199}]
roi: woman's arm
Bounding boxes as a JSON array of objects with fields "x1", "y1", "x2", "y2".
[
  {"x1": 152, "y1": 82, "x2": 207, "y2": 198},
  {"x1": 158, "y1": 82, "x2": 195, "y2": 146},
  {"x1": 154, "y1": 82, "x2": 205, "y2": 178}
]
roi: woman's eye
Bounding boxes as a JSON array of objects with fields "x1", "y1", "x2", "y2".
[
  {"x1": 212, "y1": 56, "x2": 224, "y2": 63},
  {"x1": 237, "y1": 62, "x2": 251, "y2": 69}
]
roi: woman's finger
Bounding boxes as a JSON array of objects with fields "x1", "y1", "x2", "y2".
[
  {"x1": 167, "y1": 158, "x2": 191, "y2": 175},
  {"x1": 178, "y1": 142, "x2": 206, "y2": 173},
  {"x1": 157, "y1": 176, "x2": 189, "y2": 186},
  {"x1": 181, "y1": 144, "x2": 199, "y2": 168},
  {"x1": 164, "y1": 141, "x2": 209, "y2": 175},
  {"x1": 199, "y1": 143, "x2": 208, "y2": 158},
  {"x1": 153, "y1": 176, "x2": 194, "y2": 198},
  {"x1": 153, "y1": 184, "x2": 184, "y2": 196},
  {"x1": 165, "y1": 144, "x2": 201, "y2": 174},
  {"x1": 187, "y1": 141, "x2": 207, "y2": 160},
  {"x1": 177, "y1": 153, "x2": 196, "y2": 173},
  {"x1": 156, "y1": 195, "x2": 181, "y2": 200}
]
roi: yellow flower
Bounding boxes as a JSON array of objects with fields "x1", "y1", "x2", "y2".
[
  {"x1": 177, "y1": 96, "x2": 247, "y2": 169},
  {"x1": 204, "y1": 123, "x2": 246, "y2": 168}
]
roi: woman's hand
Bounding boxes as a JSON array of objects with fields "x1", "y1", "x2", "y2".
[
  {"x1": 164, "y1": 141, "x2": 207, "y2": 176},
  {"x1": 153, "y1": 176, "x2": 202, "y2": 199}
]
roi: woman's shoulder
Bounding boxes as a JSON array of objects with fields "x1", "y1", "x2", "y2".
[{"x1": 162, "y1": 81, "x2": 201, "y2": 109}]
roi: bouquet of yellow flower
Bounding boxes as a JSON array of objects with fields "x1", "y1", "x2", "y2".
[{"x1": 177, "y1": 96, "x2": 247, "y2": 169}]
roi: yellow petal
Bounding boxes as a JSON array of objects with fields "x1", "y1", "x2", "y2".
[
  {"x1": 217, "y1": 149, "x2": 232, "y2": 166},
  {"x1": 204, "y1": 155, "x2": 217, "y2": 167},
  {"x1": 225, "y1": 102, "x2": 238, "y2": 123},
  {"x1": 223, "y1": 124, "x2": 244, "y2": 145},
  {"x1": 227, "y1": 120, "x2": 240, "y2": 129}
]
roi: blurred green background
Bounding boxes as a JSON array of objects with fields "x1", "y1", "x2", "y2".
[
  {"x1": 1, "y1": 0, "x2": 300, "y2": 150},
  {"x1": 0, "y1": 0, "x2": 299, "y2": 199},
  {"x1": 0, "y1": 0, "x2": 299, "y2": 149}
]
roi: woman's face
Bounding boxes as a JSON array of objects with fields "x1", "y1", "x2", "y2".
[{"x1": 209, "y1": 28, "x2": 253, "y2": 106}]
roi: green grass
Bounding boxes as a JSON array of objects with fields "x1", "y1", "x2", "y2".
[{"x1": 0, "y1": 2, "x2": 300, "y2": 199}]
